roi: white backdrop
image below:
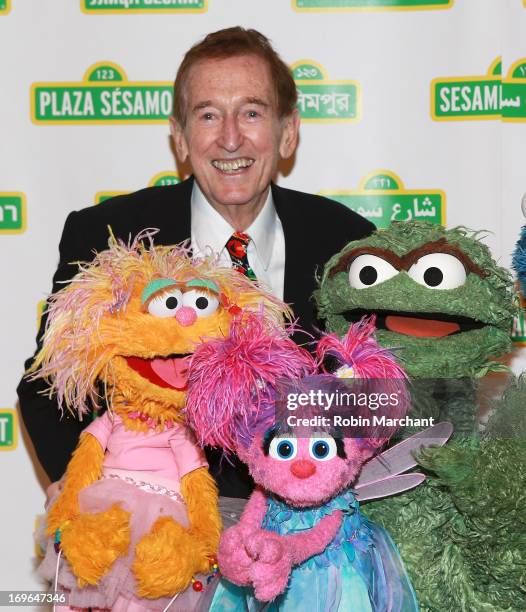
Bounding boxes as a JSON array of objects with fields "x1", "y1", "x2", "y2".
[{"x1": 1, "y1": 0, "x2": 525, "y2": 606}]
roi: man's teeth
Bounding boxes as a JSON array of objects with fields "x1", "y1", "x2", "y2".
[{"x1": 212, "y1": 159, "x2": 254, "y2": 172}]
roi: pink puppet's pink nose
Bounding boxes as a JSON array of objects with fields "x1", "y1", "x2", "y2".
[
  {"x1": 290, "y1": 459, "x2": 316, "y2": 479},
  {"x1": 175, "y1": 306, "x2": 197, "y2": 326}
]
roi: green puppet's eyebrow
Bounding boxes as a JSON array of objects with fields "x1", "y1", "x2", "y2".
[
  {"x1": 141, "y1": 278, "x2": 178, "y2": 305},
  {"x1": 185, "y1": 278, "x2": 221, "y2": 294}
]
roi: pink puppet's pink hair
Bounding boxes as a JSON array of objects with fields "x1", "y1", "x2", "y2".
[
  {"x1": 316, "y1": 316, "x2": 407, "y2": 380},
  {"x1": 186, "y1": 314, "x2": 316, "y2": 452},
  {"x1": 29, "y1": 229, "x2": 290, "y2": 420},
  {"x1": 316, "y1": 316, "x2": 410, "y2": 447}
]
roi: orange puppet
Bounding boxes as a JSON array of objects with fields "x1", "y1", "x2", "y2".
[{"x1": 30, "y1": 230, "x2": 288, "y2": 611}]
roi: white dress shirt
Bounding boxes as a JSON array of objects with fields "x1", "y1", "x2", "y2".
[{"x1": 190, "y1": 182, "x2": 286, "y2": 300}]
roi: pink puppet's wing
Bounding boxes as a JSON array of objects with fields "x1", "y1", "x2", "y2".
[
  {"x1": 186, "y1": 314, "x2": 316, "y2": 452},
  {"x1": 354, "y1": 421, "x2": 453, "y2": 502}
]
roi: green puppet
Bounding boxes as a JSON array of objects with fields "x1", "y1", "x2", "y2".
[{"x1": 315, "y1": 221, "x2": 524, "y2": 611}]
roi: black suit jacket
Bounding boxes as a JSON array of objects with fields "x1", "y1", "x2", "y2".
[{"x1": 17, "y1": 177, "x2": 375, "y2": 496}]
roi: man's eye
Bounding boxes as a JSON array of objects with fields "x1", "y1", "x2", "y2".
[
  {"x1": 201, "y1": 112, "x2": 214, "y2": 121},
  {"x1": 246, "y1": 110, "x2": 260, "y2": 119}
]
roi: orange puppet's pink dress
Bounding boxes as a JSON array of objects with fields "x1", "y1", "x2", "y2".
[{"x1": 39, "y1": 412, "x2": 210, "y2": 611}]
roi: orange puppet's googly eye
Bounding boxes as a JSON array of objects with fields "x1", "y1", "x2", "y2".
[
  {"x1": 147, "y1": 289, "x2": 183, "y2": 318},
  {"x1": 182, "y1": 290, "x2": 220, "y2": 318}
]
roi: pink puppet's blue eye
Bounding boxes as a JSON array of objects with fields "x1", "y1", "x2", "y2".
[
  {"x1": 309, "y1": 437, "x2": 337, "y2": 461},
  {"x1": 269, "y1": 437, "x2": 297, "y2": 461}
]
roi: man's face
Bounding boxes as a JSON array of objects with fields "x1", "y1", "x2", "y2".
[{"x1": 171, "y1": 54, "x2": 299, "y2": 212}]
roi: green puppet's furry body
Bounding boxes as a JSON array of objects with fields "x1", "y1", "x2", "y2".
[{"x1": 316, "y1": 222, "x2": 524, "y2": 611}]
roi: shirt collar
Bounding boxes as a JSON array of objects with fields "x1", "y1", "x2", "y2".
[{"x1": 191, "y1": 182, "x2": 277, "y2": 270}]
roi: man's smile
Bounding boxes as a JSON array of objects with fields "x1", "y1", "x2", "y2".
[{"x1": 211, "y1": 158, "x2": 255, "y2": 173}]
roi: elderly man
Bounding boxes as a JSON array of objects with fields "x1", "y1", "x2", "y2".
[{"x1": 17, "y1": 27, "x2": 374, "y2": 505}]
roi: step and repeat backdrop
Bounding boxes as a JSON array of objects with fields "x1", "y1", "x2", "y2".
[{"x1": 1, "y1": 0, "x2": 525, "y2": 601}]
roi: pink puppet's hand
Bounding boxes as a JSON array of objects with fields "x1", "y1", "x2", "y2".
[
  {"x1": 218, "y1": 523, "x2": 258, "y2": 586},
  {"x1": 245, "y1": 531, "x2": 292, "y2": 602},
  {"x1": 245, "y1": 510, "x2": 344, "y2": 602}
]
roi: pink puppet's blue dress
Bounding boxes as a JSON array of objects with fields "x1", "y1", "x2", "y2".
[{"x1": 207, "y1": 488, "x2": 419, "y2": 612}]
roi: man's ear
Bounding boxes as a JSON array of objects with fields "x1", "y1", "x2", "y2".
[
  {"x1": 279, "y1": 109, "x2": 300, "y2": 159},
  {"x1": 169, "y1": 116, "x2": 189, "y2": 162}
]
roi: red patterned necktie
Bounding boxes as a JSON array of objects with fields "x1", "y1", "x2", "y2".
[{"x1": 226, "y1": 231, "x2": 257, "y2": 280}]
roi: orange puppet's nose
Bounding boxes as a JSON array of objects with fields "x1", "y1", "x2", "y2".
[
  {"x1": 175, "y1": 306, "x2": 197, "y2": 327},
  {"x1": 290, "y1": 460, "x2": 316, "y2": 479}
]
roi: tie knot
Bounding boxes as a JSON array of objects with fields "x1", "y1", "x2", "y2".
[
  {"x1": 226, "y1": 232, "x2": 256, "y2": 280},
  {"x1": 226, "y1": 232, "x2": 251, "y2": 259}
]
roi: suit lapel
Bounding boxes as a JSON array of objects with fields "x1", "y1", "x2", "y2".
[
  {"x1": 272, "y1": 183, "x2": 313, "y2": 327},
  {"x1": 157, "y1": 176, "x2": 193, "y2": 246}
]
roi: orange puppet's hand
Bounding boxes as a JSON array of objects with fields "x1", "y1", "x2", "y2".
[
  {"x1": 59, "y1": 505, "x2": 131, "y2": 588},
  {"x1": 132, "y1": 516, "x2": 208, "y2": 599}
]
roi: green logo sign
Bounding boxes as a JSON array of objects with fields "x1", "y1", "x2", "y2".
[
  {"x1": 502, "y1": 59, "x2": 526, "y2": 122},
  {"x1": 0, "y1": 0, "x2": 10, "y2": 14},
  {"x1": 31, "y1": 63, "x2": 173, "y2": 124},
  {"x1": 432, "y1": 58, "x2": 501, "y2": 120},
  {"x1": 0, "y1": 411, "x2": 17, "y2": 450},
  {"x1": 293, "y1": 60, "x2": 360, "y2": 123},
  {"x1": 431, "y1": 57, "x2": 526, "y2": 121},
  {"x1": 96, "y1": 171, "x2": 181, "y2": 204},
  {"x1": 0, "y1": 193, "x2": 26, "y2": 233},
  {"x1": 321, "y1": 170, "x2": 445, "y2": 229},
  {"x1": 81, "y1": 0, "x2": 207, "y2": 13},
  {"x1": 293, "y1": 0, "x2": 452, "y2": 10}
]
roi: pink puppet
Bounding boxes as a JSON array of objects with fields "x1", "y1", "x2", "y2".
[{"x1": 186, "y1": 315, "x2": 451, "y2": 611}]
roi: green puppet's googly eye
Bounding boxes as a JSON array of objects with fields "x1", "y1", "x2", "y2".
[
  {"x1": 408, "y1": 253, "x2": 467, "y2": 290},
  {"x1": 349, "y1": 255, "x2": 399, "y2": 289}
]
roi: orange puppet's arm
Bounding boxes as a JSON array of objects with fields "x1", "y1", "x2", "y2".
[
  {"x1": 45, "y1": 432, "x2": 104, "y2": 536},
  {"x1": 46, "y1": 432, "x2": 131, "y2": 587},
  {"x1": 133, "y1": 467, "x2": 221, "y2": 599},
  {"x1": 182, "y1": 466, "x2": 222, "y2": 566}
]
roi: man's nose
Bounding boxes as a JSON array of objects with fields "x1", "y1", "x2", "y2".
[{"x1": 217, "y1": 115, "x2": 242, "y2": 151}]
